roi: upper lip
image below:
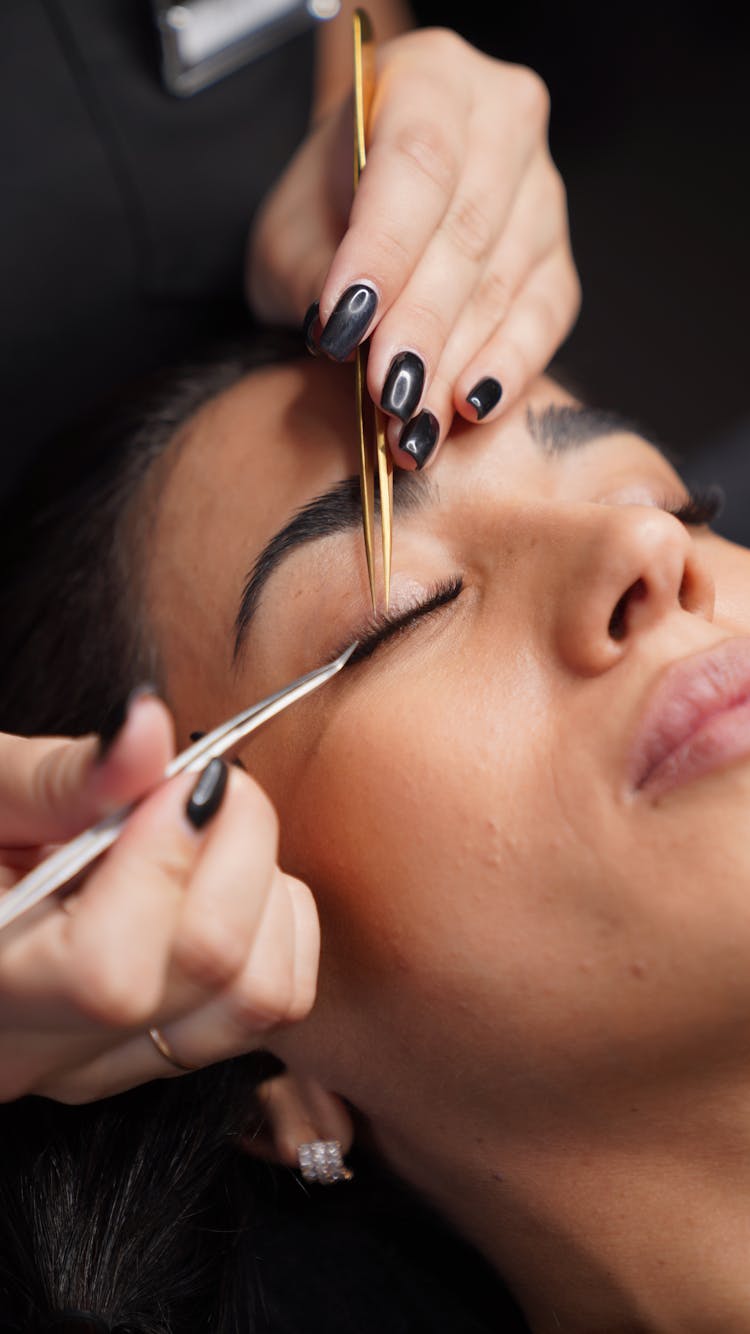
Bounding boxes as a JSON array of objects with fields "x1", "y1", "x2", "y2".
[{"x1": 629, "y1": 636, "x2": 750, "y2": 791}]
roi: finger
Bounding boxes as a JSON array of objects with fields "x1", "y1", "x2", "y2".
[
  {"x1": 316, "y1": 33, "x2": 471, "y2": 349},
  {"x1": 162, "y1": 769, "x2": 281, "y2": 1012},
  {"x1": 432, "y1": 152, "x2": 569, "y2": 409},
  {"x1": 454, "y1": 243, "x2": 582, "y2": 425},
  {"x1": 0, "y1": 691, "x2": 174, "y2": 848},
  {"x1": 364, "y1": 100, "x2": 543, "y2": 431},
  {"x1": 384, "y1": 170, "x2": 574, "y2": 468},
  {"x1": 43, "y1": 872, "x2": 320, "y2": 1102},
  {"x1": 379, "y1": 154, "x2": 560, "y2": 469},
  {"x1": 0, "y1": 763, "x2": 224, "y2": 1031},
  {"x1": 157, "y1": 870, "x2": 319, "y2": 1062}
]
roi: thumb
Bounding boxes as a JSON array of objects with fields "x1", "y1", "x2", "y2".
[{"x1": 0, "y1": 691, "x2": 175, "y2": 849}]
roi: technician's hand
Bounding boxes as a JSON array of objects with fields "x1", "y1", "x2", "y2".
[
  {"x1": 246, "y1": 26, "x2": 580, "y2": 470},
  {"x1": 0, "y1": 694, "x2": 319, "y2": 1103}
]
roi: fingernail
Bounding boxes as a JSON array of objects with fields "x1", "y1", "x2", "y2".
[
  {"x1": 97, "y1": 684, "x2": 157, "y2": 760},
  {"x1": 466, "y1": 376, "x2": 503, "y2": 421},
  {"x1": 302, "y1": 300, "x2": 321, "y2": 357},
  {"x1": 398, "y1": 410, "x2": 439, "y2": 470},
  {"x1": 380, "y1": 351, "x2": 425, "y2": 422},
  {"x1": 186, "y1": 758, "x2": 229, "y2": 830},
  {"x1": 319, "y1": 283, "x2": 378, "y2": 361}
]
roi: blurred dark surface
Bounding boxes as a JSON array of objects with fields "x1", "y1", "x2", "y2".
[{"x1": 413, "y1": 0, "x2": 750, "y2": 471}]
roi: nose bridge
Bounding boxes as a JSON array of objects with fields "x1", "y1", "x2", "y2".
[{"x1": 534, "y1": 501, "x2": 716, "y2": 677}]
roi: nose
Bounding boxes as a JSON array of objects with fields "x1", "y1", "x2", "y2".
[{"x1": 550, "y1": 503, "x2": 716, "y2": 676}]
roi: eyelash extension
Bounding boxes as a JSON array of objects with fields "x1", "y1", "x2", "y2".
[
  {"x1": 343, "y1": 575, "x2": 464, "y2": 666},
  {"x1": 333, "y1": 482, "x2": 721, "y2": 670},
  {"x1": 664, "y1": 483, "x2": 724, "y2": 527}
]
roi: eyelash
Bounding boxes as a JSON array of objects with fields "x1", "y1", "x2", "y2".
[
  {"x1": 337, "y1": 485, "x2": 723, "y2": 669},
  {"x1": 345, "y1": 576, "x2": 465, "y2": 666},
  {"x1": 663, "y1": 483, "x2": 724, "y2": 527}
]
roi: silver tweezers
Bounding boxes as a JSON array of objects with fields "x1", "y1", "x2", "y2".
[{"x1": 0, "y1": 641, "x2": 357, "y2": 933}]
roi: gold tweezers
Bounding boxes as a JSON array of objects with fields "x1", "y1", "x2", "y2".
[{"x1": 353, "y1": 8, "x2": 393, "y2": 612}]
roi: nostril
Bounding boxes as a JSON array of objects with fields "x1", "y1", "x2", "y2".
[{"x1": 608, "y1": 578, "x2": 647, "y2": 641}]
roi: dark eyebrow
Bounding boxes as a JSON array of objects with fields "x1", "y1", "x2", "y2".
[
  {"x1": 526, "y1": 403, "x2": 670, "y2": 458},
  {"x1": 233, "y1": 402, "x2": 669, "y2": 662},
  {"x1": 233, "y1": 470, "x2": 435, "y2": 662}
]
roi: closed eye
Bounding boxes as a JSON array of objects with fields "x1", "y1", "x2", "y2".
[
  {"x1": 664, "y1": 483, "x2": 724, "y2": 527},
  {"x1": 342, "y1": 576, "x2": 464, "y2": 667}
]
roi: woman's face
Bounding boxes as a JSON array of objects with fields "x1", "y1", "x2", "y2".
[{"x1": 144, "y1": 356, "x2": 750, "y2": 1142}]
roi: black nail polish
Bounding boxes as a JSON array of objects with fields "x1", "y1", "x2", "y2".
[
  {"x1": 319, "y1": 283, "x2": 378, "y2": 361},
  {"x1": 466, "y1": 377, "x2": 502, "y2": 421},
  {"x1": 398, "y1": 410, "x2": 439, "y2": 470},
  {"x1": 97, "y1": 684, "x2": 156, "y2": 760},
  {"x1": 186, "y1": 758, "x2": 229, "y2": 830},
  {"x1": 302, "y1": 301, "x2": 321, "y2": 357},
  {"x1": 380, "y1": 351, "x2": 425, "y2": 422}
]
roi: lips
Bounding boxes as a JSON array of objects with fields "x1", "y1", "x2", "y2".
[{"x1": 629, "y1": 637, "x2": 750, "y2": 797}]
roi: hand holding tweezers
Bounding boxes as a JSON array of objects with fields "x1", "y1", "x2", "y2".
[
  {"x1": 0, "y1": 642, "x2": 356, "y2": 933},
  {"x1": 353, "y1": 8, "x2": 393, "y2": 613}
]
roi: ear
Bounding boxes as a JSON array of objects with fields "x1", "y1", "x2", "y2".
[{"x1": 240, "y1": 1070, "x2": 355, "y2": 1169}]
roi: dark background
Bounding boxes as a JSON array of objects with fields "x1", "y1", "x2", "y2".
[
  {"x1": 3, "y1": 2, "x2": 748, "y2": 507},
  {"x1": 412, "y1": 0, "x2": 750, "y2": 470}
]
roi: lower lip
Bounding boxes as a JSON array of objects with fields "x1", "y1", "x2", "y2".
[{"x1": 642, "y1": 695, "x2": 750, "y2": 797}]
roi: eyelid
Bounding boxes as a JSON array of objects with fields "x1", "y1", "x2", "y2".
[{"x1": 334, "y1": 575, "x2": 464, "y2": 667}]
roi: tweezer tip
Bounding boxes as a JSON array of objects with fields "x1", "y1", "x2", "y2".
[{"x1": 336, "y1": 641, "x2": 359, "y2": 667}]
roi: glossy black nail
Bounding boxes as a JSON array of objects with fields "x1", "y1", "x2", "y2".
[
  {"x1": 302, "y1": 300, "x2": 321, "y2": 357},
  {"x1": 186, "y1": 757, "x2": 229, "y2": 831},
  {"x1": 319, "y1": 283, "x2": 378, "y2": 361},
  {"x1": 398, "y1": 410, "x2": 439, "y2": 470},
  {"x1": 381, "y1": 351, "x2": 425, "y2": 422},
  {"x1": 466, "y1": 376, "x2": 502, "y2": 421},
  {"x1": 97, "y1": 684, "x2": 156, "y2": 760}
]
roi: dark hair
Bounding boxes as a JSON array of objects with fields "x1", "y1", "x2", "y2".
[{"x1": 0, "y1": 331, "x2": 526, "y2": 1333}]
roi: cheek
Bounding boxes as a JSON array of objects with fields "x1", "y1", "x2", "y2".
[
  {"x1": 264, "y1": 667, "x2": 569, "y2": 1013},
  {"x1": 709, "y1": 538, "x2": 750, "y2": 627}
]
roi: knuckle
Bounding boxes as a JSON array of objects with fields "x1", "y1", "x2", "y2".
[
  {"x1": 546, "y1": 163, "x2": 569, "y2": 216},
  {"x1": 565, "y1": 261, "x2": 583, "y2": 320},
  {"x1": 361, "y1": 224, "x2": 412, "y2": 274},
  {"x1": 393, "y1": 119, "x2": 457, "y2": 197},
  {"x1": 231, "y1": 968, "x2": 294, "y2": 1032},
  {"x1": 30, "y1": 742, "x2": 77, "y2": 817},
  {"x1": 285, "y1": 969, "x2": 317, "y2": 1024},
  {"x1": 172, "y1": 920, "x2": 246, "y2": 993},
  {"x1": 402, "y1": 297, "x2": 448, "y2": 348},
  {"x1": 71, "y1": 959, "x2": 157, "y2": 1029},
  {"x1": 511, "y1": 63, "x2": 551, "y2": 128},
  {"x1": 442, "y1": 196, "x2": 493, "y2": 265},
  {"x1": 473, "y1": 268, "x2": 512, "y2": 321},
  {"x1": 527, "y1": 289, "x2": 557, "y2": 342}
]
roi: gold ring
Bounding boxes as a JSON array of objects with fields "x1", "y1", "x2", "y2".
[{"x1": 148, "y1": 1026, "x2": 198, "y2": 1073}]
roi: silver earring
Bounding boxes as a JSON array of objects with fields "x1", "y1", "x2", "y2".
[{"x1": 297, "y1": 1140, "x2": 353, "y2": 1185}]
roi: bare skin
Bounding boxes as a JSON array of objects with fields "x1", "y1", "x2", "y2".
[{"x1": 143, "y1": 354, "x2": 750, "y2": 1333}]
